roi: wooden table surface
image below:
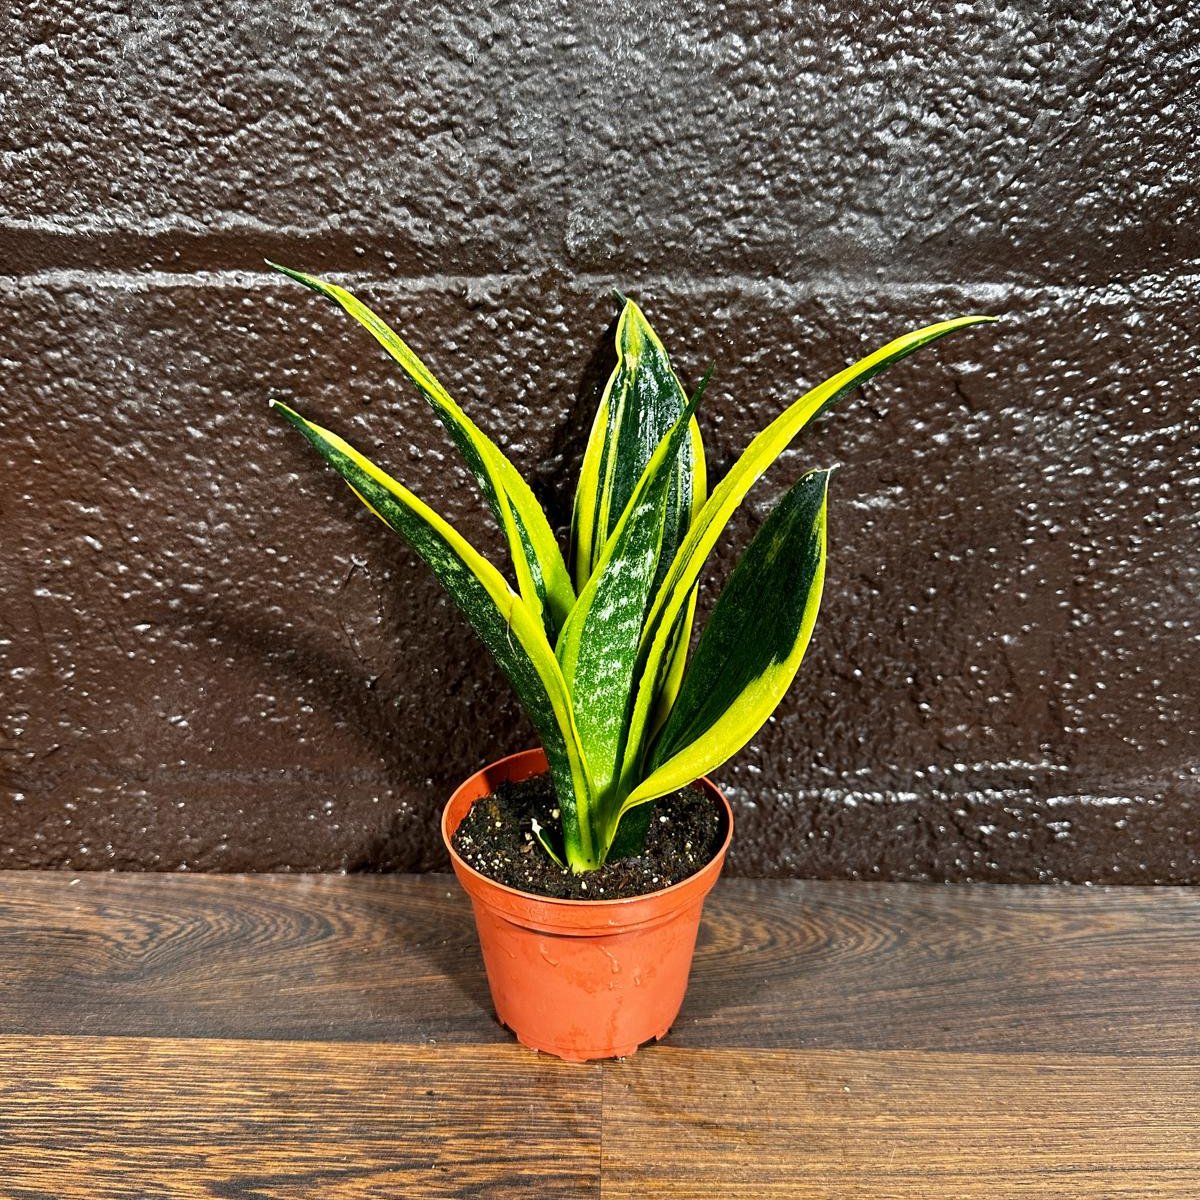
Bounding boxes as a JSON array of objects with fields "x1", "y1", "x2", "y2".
[{"x1": 1, "y1": 872, "x2": 1197, "y2": 1198}]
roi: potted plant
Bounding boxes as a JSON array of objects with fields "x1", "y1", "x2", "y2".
[{"x1": 266, "y1": 262, "x2": 993, "y2": 1059}]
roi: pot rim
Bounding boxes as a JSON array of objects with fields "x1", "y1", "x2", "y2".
[{"x1": 441, "y1": 747, "x2": 734, "y2": 911}]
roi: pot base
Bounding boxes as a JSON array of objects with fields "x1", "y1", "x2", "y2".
[{"x1": 503, "y1": 1019, "x2": 672, "y2": 1062}]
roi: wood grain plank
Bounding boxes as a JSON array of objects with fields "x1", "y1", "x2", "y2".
[
  {"x1": 0, "y1": 871, "x2": 497, "y2": 1043},
  {"x1": 2, "y1": 872, "x2": 1198, "y2": 1054},
  {"x1": 0, "y1": 1036, "x2": 599, "y2": 1199},
  {"x1": 603, "y1": 1048, "x2": 1200, "y2": 1198},
  {"x1": 681, "y1": 879, "x2": 1200, "y2": 1053}
]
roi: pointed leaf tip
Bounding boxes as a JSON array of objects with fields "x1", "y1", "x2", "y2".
[{"x1": 265, "y1": 260, "x2": 322, "y2": 291}]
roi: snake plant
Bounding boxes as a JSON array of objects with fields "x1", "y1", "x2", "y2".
[{"x1": 267, "y1": 262, "x2": 993, "y2": 872}]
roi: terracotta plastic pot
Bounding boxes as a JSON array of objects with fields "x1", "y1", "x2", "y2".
[{"x1": 441, "y1": 748, "x2": 733, "y2": 1061}]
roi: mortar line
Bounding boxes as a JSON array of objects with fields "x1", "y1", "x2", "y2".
[{"x1": 2, "y1": 264, "x2": 1190, "y2": 302}]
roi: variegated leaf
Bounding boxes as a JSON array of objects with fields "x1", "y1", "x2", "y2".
[
  {"x1": 570, "y1": 298, "x2": 705, "y2": 595},
  {"x1": 270, "y1": 401, "x2": 602, "y2": 870},
  {"x1": 617, "y1": 315, "x2": 997, "y2": 802},
  {"x1": 620, "y1": 468, "x2": 829, "y2": 817},
  {"x1": 556, "y1": 374, "x2": 707, "y2": 806},
  {"x1": 267, "y1": 262, "x2": 575, "y2": 639}
]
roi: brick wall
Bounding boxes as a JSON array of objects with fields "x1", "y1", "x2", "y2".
[{"x1": 2, "y1": 2, "x2": 1197, "y2": 879}]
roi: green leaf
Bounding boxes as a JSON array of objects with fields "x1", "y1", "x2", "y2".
[
  {"x1": 269, "y1": 400, "x2": 601, "y2": 869},
  {"x1": 570, "y1": 299, "x2": 705, "y2": 595},
  {"x1": 617, "y1": 315, "x2": 996, "y2": 799},
  {"x1": 555, "y1": 374, "x2": 707, "y2": 809},
  {"x1": 530, "y1": 817, "x2": 566, "y2": 870},
  {"x1": 620, "y1": 468, "x2": 829, "y2": 817},
  {"x1": 267, "y1": 262, "x2": 575, "y2": 639}
]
